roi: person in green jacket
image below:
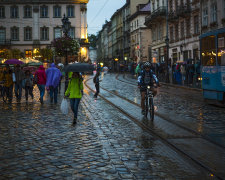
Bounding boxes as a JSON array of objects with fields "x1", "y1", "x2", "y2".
[{"x1": 65, "y1": 72, "x2": 83, "y2": 125}]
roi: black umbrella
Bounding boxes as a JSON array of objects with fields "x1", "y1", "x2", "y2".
[{"x1": 63, "y1": 63, "x2": 95, "y2": 72}]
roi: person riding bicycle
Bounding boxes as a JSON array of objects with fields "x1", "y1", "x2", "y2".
[{"x1": 138, "y1": 62, "x2": 159, "y2": 115}]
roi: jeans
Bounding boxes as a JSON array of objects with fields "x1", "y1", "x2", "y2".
[
  {"x1": 49, "y1": 86, "x2": 58, "y2": 103},
  {"x1": 15, "y1": 83, "x2": 22, "y2": 100},
  {"x1": 37, "y1": 84, "x2": 45, "y2": 102},
  {"x1": 25, "y1": 86, "x2": 33, "y2": 100},
  {"x1": 70, "y1": 98, "x2": 81, "y2": 119},
  {"x1": 94, "y1": 83, "x2": 99, "y2": 98}
]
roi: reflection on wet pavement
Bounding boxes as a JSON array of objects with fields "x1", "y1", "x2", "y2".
[{"x1": 106, "y1": 73, "x2": 225, "y2": 148}]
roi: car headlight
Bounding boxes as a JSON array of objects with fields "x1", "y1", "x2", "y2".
[{"x1": 147, "y1": 86, "x2": 151, "y2": 89}]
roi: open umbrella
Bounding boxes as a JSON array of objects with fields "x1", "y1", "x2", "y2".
[
  {"x1": 63, "y1": 63, "x2": 95, "y2": 72},
  {"x1": 5, "y1": 59, "x2": 24, "y2": 64}
]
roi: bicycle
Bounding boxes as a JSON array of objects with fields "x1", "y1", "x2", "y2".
[{"x1": 144, "y1": 85, "x2": 154, "y2": 121}]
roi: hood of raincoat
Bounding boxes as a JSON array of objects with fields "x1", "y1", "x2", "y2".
[{"x1": 46, "y1": 63, "x2": 62, "y2": 88}]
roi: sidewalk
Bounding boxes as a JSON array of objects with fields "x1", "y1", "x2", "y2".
[{"x1": 126, "y1": 73, "x2": 202, "y2": 92}]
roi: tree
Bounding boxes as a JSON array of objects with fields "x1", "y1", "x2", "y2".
[
  {"x1": 0, "y1": 48, "x2": 22, "y2": 59},
  {"x1": 88, "y1": 34, "x2": 97, "y2": 48},
  {"x1": 51, "y1": 36, "x2": 80, "y2": 57},
  {"x1": 39, "y1": 48, "x2": 53, "y2": 62}
]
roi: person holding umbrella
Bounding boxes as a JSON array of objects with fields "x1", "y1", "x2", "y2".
[{"x1": 64, "y1": 72, "x2": 83, "y2": 126}]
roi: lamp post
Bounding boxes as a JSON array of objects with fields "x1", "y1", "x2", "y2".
[
  {"x1": 165, "y1": 0, "x2": 170, "y2": 83},
  {"x1": 61, "y1": 14, "x2": 71, "y2": 92}
]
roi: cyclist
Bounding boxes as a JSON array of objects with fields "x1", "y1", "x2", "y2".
[{"x1": 138, "y1": 62, "x2": 159, "y2": 115}]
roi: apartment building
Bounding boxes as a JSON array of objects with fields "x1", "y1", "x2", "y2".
[
  {"x1": 145, "y1": 0, "x2": 167, "y2": 63},
  {"x1": 168, "y1": 0, "x2": 200, "y2": 65},
  {"x1": 0, "y1": 0, "x2": 89, "y2": 61},
  {"x1": 129, "y1": 3, "x2": 151, "y2": 63}
]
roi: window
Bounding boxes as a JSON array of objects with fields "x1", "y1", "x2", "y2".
[
  {"x1": 194, "y1": 15, "x2": 199, "y2": 34},
  {"x1": 186, "y1": 19, "x2": 190, "y2": 37},
  {"x1": 40, "y1": 27, "x2": 49, "y2": 40},
  {"x1": 202, "y1": 7, "x2": 208, "y2": 26},
  {"x1": 218, "y1": 33, "x2": 225, "y2": 66},
  {"x1": 0, "y1": 6, "x2": 5, "y2": 18},
  {"x1": 24, "y1": 6, "x2": 32, "y2": 18},
  {"x1": 201, "y1": 36, "x2": 216, "y2": 66},
  {"x1": 11, "y1": 6, "x2": 18, "y2": 18},
  {"x1": 68, "y1": 27, "x2": 75, "y2": 38},
  {"x1": 67, "y1": 5, "x2": 74, "y2": 17},
  {"x1": 54, "y1": 27, "x2": 61, "y2": 38},
  {"x1": 175, "y1": 24, "x2": 179, "y2": 41},
  {"x1": 157, "y1": 0, "x2": 159, "y2": 8},
  {"x1": 0, "y1": 28, "x2": 6, "y2": 44},
  {"x1": 24, "y1": 27, "x2": 32, "y2": 40},
  {"x1": 54, "y1": 5, "x2": 61, "y2": 18},
  {"x1": 40, "y1": 5, "x2": 48, "y2": 18},
  {"x1": 11, "y1": 27, "x2": 19, "y2": 40},
  {"x1": 170, "y1": 26, "x2": 174, "y2": 42},
  {"x1": 211, "y1": 3, "x2": 217, "y2": 23},
  {"x1": 224, "y1": 0, "x2": 225, "y2": 18},
  {"x1": 169, "y1": 0, "x2": 173, "y2": 11},
  {"x1": 180, "y1": 21, "x2": 184, "y2": 39},
  {"x1": 25, "y1": 50, "x2": 32, "y2": 58}
]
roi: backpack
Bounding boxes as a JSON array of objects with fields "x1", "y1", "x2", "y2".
[{"x1": 33, "y1": 74, "x2": 38, "y2": 84}]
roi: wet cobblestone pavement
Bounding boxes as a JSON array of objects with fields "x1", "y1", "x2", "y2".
[
  {"x1": 103, "y1": 73, "x2": 225, "y2": 148},
  {"x1": 0, "y1": 78, "x2": 222, "y2": 179}
]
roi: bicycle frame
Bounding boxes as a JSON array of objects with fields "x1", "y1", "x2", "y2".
[{"x1": 145, "y1": 86, "x2": 154, "y2": 121}]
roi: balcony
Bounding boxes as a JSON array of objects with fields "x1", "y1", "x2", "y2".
[
  {"x1": 145, "y1": 6, "x2": 166, "y2": 27},
  {"x1": 0, "y1": 39, "x2": 11, "y2": 47},
  {"x1": 168, "y1": 10, "x2": 178, "y2": 23},
  {"x1": 177, "y1": 4, "x2": 191, "y2": 17}
]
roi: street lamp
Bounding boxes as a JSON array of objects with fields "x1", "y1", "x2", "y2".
[
  {"x1": 165, "y1": 0, "x2": 170, "y2": 83},
  {"x1": 61, "y1": 14, "x2": 71, "y2": 92}
]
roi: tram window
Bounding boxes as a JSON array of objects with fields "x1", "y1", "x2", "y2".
[
  {"x1": 218, "y1": 33, "x2": 225, "y2": 66},
  {"x1": 201, "y1": 36, "x2": 216, "y2": 66}
]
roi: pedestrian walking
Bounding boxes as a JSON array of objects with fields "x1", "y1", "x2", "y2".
[
  {"x1": 24, "y1": 70, "x2": 34, "y2": 101},
  {"x1": 14, "y1": 64, "x2": 25, "y2": 102},
  {"x1": 2, "y1": 65, "x2": 13, "y2": 103},
  {"x1": 46, "y1": 63, "x2": 62, "y2": 104},
  {"x1": 65, "y1": 72, "x2": 83, "y2": 125},
  {"x1": 34, "y1": 65, "x2": 46, "y2": 104},
  {"x1": 93, "y1": 71, "x2": 100, "y2": 98}
]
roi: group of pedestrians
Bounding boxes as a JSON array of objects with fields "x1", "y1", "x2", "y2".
[{"x1": 0, "y1": 63, "x2": 62, "y2": 104}]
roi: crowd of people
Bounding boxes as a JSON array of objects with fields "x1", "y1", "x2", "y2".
[{"x1": 0, "y1": 63, "x2": 62, "y2": 104}]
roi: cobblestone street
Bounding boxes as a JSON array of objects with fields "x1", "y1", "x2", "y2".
[{"x1": 0, "y1": 76, "x2": 223, "y2": 179}]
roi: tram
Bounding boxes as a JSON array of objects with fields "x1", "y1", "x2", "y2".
[{"x1": 200, "y1": 28, "x2": 225, "y2": 104}]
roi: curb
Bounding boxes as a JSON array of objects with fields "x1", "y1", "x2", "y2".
[
  {"x1": 126, "y1": 73, "x2": 202, "y2": 92},
  {"x1": 160, "y1": 82, "x2": 202, "y2": 92}
]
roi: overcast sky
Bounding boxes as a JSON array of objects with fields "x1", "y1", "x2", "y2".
[{"x1": 87, "y1": 0, "x2": 126, "y2": 35}]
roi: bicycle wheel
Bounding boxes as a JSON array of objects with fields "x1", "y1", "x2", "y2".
[
  {"x1": 145, "y1": 96, "x2": 148, "y2": 118},
  {"x1": 149, "y1": 97, "x2": 154, "y2": 121}
]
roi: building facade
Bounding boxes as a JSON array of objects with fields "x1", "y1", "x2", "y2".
[
  {"x1": 0, "y1": 0, "x2": 89, "y2": 62},
  {"x1": 129, "y1": 3, "x2": 151, "y2": 63},
  {"x1": 145, "y1": 0, "x2": 167, "y2": 64},
  {"x1": 168, "y1": 0, "x2": 201, "y2": 65}
]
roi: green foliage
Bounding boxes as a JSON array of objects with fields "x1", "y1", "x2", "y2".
[
  {"x1": 39, "y1": 48, "x2": 53, "y2": 62},
  {"x1": 0, "y1": 48, "x2": 22, "y2": 59},
  {"x1": 51, "y1": 36, "x2": 80, "y2": 57},
  {"x1": 88, "y1": 34, "x2": 97, "y2": 48}
]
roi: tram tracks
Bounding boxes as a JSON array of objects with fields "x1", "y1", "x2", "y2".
[
  {"x1": 84, "y1": 76, "x2": 225, "y2": 180},
  {"x1": 115, "y1": 74, "x2": 225, "y2": 148}
]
